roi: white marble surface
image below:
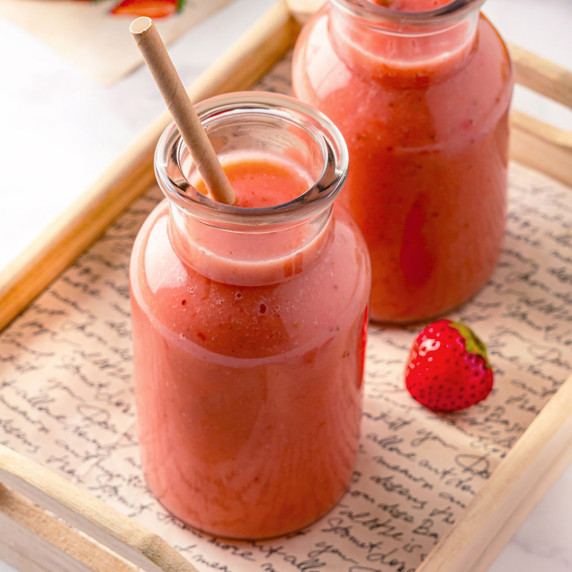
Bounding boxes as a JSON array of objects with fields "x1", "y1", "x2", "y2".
[{"x1": 0, "y1": 0, "x2": 571, "y2": 570}]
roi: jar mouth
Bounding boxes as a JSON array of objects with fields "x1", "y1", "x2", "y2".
[
  {"x1": 331, "y1": 0, "x2": 485, "y2": 27},
  {"x1": 154, "y1": 91, "x2": 348, "y2": 227}
]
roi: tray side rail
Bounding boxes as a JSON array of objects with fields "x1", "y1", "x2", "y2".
[
  {"x1": 510, "y1": 44, "x2": 572, "y2": 188},
  {"x1": 0, "y1": 444, "x2": 199, "y2": 572},
  {"x1": 417, "y1": 372, "x2": 572, "y2": 572}
]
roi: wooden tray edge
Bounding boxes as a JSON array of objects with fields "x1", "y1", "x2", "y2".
[
  {"x1": 0, "y1": 444, "x2": 199, "y2": 572},
  {"x1": 419, "y1": 371, "x2": 572, "y2": 572}
]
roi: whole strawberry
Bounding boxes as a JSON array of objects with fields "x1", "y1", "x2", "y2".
[{"x1": 405, "y1": 319, "x2": 493, "y2": 412}]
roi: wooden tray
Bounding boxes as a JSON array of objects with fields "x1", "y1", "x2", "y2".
[{"x1": 1, "y1": 2, "x2": 572, "y2": 571}]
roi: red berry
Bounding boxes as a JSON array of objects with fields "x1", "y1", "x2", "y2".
[
  {"x1": 110, "y1": 0, "x2": 181, "y2": 19},
  {"x1": 404, "y1": 319, "x2": 493, "y2": 412}
]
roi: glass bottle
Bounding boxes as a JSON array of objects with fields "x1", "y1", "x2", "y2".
[
  {"x1": 292, "y1": 0, "x2": 513, "y2": 323},
  {"x1": 129, "y1": 92, "x2": 371, "y2": 539}
]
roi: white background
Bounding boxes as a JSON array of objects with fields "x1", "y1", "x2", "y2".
[{"x1": 0, "y1": 0, "x2": 571, "y2": 570}]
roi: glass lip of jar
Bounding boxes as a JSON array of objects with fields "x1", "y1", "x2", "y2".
[
  {"x1": 330, "y1": 0, "x2": 486, "y2": 27},
  {"x1": 154, "y1": 91, "x2": 349, "y2": 228}
]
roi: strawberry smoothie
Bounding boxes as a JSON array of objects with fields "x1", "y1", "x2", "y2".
[
  {"x1": 292, "y1": 0, "x2": 513, "y2": 323},
  {"x1": 368, "y1": 0, "x2": 453, "y2": 12},
  {"x1": 130, "y1": 94, "x2": 371, "y2": 539}
]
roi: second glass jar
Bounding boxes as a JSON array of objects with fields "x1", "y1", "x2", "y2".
[{"x1": 292, "y1": 0, "x2": 513, "y2": 323}]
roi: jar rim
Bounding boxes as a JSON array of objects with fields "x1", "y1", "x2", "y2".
[
  {"x1": 154, "y1": 91, "x2": 349, "y2": 227},
  {"x1": 330, "y1": 0, "x2": 486, "y2": 26}
]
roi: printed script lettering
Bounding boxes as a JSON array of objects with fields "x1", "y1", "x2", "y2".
[{"x1": 1, "y1": 61, "x2": 571, "y2": 571}]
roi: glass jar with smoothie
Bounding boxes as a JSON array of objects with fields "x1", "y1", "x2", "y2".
[
  {"x1": 292, "y1": 0, "x2": 513, "y2": 323},
  {"x1": 129, "y1": 92, "x2": 371, "y2": 539}
]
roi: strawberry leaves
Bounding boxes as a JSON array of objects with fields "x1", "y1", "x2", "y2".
[{"x1": 110, "y1": 0, "x2": 185, "y2": 19}]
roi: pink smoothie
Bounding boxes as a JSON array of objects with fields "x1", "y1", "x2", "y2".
[
  {"x1": 292, "y1": 0, "x2": 513, "y2": 323},
  {"x1": 368, "y1": 0, "x2": 452, "y2": 10},
  {"x1": 130, "y1": 154, "x2": 370, "y2": 538}
]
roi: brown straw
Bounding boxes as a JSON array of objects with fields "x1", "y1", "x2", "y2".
[{"x1": 130, "y1": 17, "x2": 235, "y2": 205}]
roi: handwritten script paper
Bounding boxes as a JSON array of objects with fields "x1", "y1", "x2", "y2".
[
  {"x1": 0, "y1": 0, "x2": 232, "y2": 85},
  {"x1": 1, "y1": 56, "x2": 572, "y2": 571}
]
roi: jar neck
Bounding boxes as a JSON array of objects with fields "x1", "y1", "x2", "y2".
[
  {"x1": 154, "y1": 92, "x2": 348, "y2": 286},
  {"x1": 329, "y1": 0, "x2": 483, "y2": 85},
  {"x1": 168, "y1": 202, "x2": 333, "y2": 286}
]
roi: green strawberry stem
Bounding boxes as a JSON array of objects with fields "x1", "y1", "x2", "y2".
[{"x1": 449, "y1": 321, "x2": 490, "y2": 367}]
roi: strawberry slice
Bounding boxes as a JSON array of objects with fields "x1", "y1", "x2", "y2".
[
  {"x1": 110, "y1": 0, "x2": 184, "y2": 19},
  {"x1": 404, "y1": 319, "x2": 493, "y2": 412}
]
